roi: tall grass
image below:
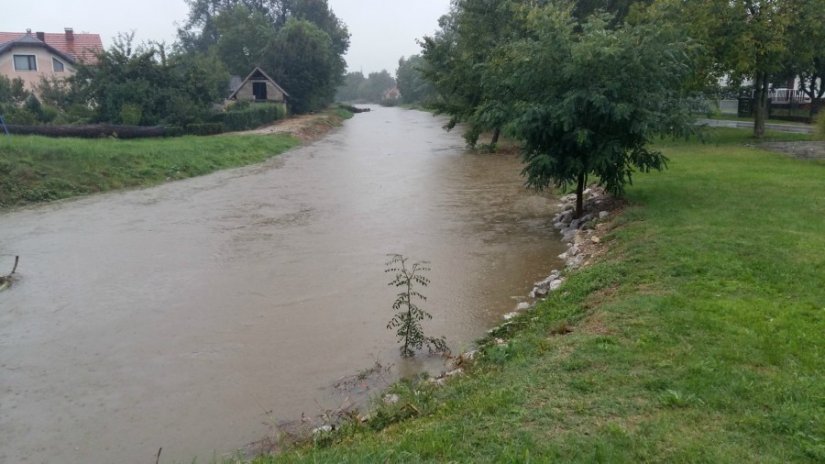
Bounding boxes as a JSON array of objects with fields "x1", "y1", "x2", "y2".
[{"x1": 0, "y1": 134, "x2": 298, "y2": 208}]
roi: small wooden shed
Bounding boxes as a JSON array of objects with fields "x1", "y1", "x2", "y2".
[{"x1": 228, "y1": 67, "x2": 290, "y2": 103}]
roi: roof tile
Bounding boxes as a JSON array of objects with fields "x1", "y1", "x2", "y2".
[{"x1": 0, "y1": 31, "x2": 104, "y2": 64}]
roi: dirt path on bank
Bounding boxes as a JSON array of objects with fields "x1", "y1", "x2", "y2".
[{"x1": 231, "y1": 111, "x2": 349, "y2": 142}]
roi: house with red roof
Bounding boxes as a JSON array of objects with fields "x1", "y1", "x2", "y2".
[{"x1": 0, "y1": 28, "x2": 103, "y2": 92}]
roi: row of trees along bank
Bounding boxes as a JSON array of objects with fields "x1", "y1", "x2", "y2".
[
  {"x1": 0, "y1": 0, "x2": 349, "y2": 130},
  {"x1": 412, "y1": 0, "x2": 825, "y2": 218}
]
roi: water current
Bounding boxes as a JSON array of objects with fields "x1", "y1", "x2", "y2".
[{"x1": 0, "y1": 107, "x2": 565, "y2": 463}]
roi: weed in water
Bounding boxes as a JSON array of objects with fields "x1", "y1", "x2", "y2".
[{"x1": 385, "y1": 254, "x2": 449, "y2": 358}]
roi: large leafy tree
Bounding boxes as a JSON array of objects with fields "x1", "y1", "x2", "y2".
[
  {"x1": 672, "y1": 0, "x2": 825, "y2": 137},
  {"x1": 395, "y1": 55, "x2": 436, "y2": 106},
  {"x1": 264, "y1": 19, "x2": 338, "y2": 114},
  {"x1": 335, "y1": 70, "x2": 397, "y2": 103},
  {"x1": 420, "y1": 0, "x2": 655, "y2": 148},
  {"x1": 572, "y1": 0, "x2": 653, "y2": 22},
  {"x1": 500, "y1": 5, "x2": 699, "y2": 218},
  {"x1": 421, "y1": 0, "x2": 529, "y2": 147},
  {"x1": 0, "y1": 76, "x2": 29, "y2": 106},
  {"x1": 73, "y1": 33, "x2": 229, "y2": 125},
  {"x1": 784, "y1": 0, "x2": 825, "y2": 111},
  {"x1": 179, "y1": 0, "x2": 349, "y2": 113},
  {"x1": 336, "y1": 72, "x2": 366, "y2": 102}
]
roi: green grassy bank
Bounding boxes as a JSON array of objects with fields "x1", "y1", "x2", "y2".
[
  {"x1": 242, "y1": 129, "x2": 825, "y2": 463},
  {"x1": 0, "y1": 134, "x2": 299, "y2": 209}
]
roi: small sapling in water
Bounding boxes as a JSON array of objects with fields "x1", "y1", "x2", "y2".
[{"x1": 385, "y1": 254, "x2": 449, "y2": 358}]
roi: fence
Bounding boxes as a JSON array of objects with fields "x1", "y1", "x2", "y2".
[{"x1": 738, "y1": 89, "x2": 823, "y2": 123}]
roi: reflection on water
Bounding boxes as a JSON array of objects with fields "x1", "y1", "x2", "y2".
[{"x1": 0, "y1": 107, "x2": 564, "y2": 463}]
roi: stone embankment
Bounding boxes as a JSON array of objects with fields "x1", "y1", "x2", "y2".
[{"x1": 432, "y1": 186, "x2": 618, "y2": 385}]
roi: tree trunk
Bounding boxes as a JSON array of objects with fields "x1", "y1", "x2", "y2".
[
  {"x1": 575, "y1": 171, "x2": 586, "y2": 219},
  {"x1": 753, "y1": 71, "x2": 769, "y2": 138},
  {"x1": 491, "y1": 127, "x2": 501, "y2": 146}
]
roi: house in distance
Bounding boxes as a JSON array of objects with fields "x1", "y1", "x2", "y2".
[{"x1": 0, "y1": 28, "x2": 103, "y2": 91}]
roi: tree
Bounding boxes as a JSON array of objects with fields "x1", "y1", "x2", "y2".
[
  {"x1": 179, "y1": 0, "x2": 350, "y2": 113},
  {"x1": 212, "y1": 5, "x2": 276, "y2": 76},
  {"x1": 73, "y1": 33, "x2": 229, "y2": 126},
  {"x1": 784, "y1": 0, "x2": 825, "y2": 115},
  {"x1": 572, "y1": 0, "x2": 654, "y2": 22},
  {"x1": 421, "y1": 0, "x2": 529, "y2": 148},
  {"x1": 357, "y1": 70, "x2": 396, "y2": 103},
  {"x1": 385, "y1": 254, "x2": 449, "y2": 358},
  {"x1": 673, "y1": 0, "x2": 819, "y2": 137},
  {"x1": 336, "y1": 71, "x2": 366, "y2": 101},
  {"x1": 0, "y1": 76, "x2": 29, "y2": 106},
  {"x1": 395, "y1": 55, "x2": 436, "y2": 105},
  {"x1": 264, "y1": 19, "x2": 339, "y2": 113},
  {"x1": 502, "y1": 5, "x2": 699, "y2": 218}
]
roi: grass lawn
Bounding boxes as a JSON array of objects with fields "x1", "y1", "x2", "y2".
[
  {"x1": 0, "y1": 134, "x2": 299, "y2": 209},
  {"x1": 245, "y1": 129, "x2": 825, "y2": 463}
]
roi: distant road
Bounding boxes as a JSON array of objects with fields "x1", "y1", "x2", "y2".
[{"x1": 697, "y1": 118, "x2": 814, "y2": 134}]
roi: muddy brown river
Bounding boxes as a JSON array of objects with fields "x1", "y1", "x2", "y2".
[{"x1": 0, "y1": 107, "x2": 564, "y2": 463}]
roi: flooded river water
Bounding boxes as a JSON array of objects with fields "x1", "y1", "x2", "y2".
[{"x1": 0, "y1": 107, "x2": 564, "y2": 463}]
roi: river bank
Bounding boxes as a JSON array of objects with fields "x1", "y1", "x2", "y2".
[
  {"x1": 245, "y1": 127, "x2": 825, "y2": 463},
  {"x1": 0, "y1": 107, "x2": 353, "y2": 210}
]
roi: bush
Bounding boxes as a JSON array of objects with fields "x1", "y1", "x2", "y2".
[
  {"x1": 119, "y1": 104, "x2": 142, "y2": 125},
  {"x1": 214, "y1": 103, "x2": 286, "y2": 132},
  {"x1": 185, "y1": 123, "x2": 224, "y2": 136}
]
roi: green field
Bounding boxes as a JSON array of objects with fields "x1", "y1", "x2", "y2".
[
  {"x1": 244, "y1": 129, "x2": 825, "y2": 463},
  {"x1": 0, "y1": 134, "x2": 299, "y2": 209}
]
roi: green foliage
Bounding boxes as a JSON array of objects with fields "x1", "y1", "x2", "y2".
[
  {"x1": 572, "y1": 0, "x2": 653, "y2": 23},
  {"x1": 215, "y1": 103, "x2": 286, "y2": 131},
  {"x1": 498, "y1": 6, "x2": 701, "y2": 217},
  {"x1": 664, "y1": 0, "x2": 825, "y2": 135},
  {"x1": 180, "y1": 0, "x2": 350, "y2": 114},
  {"x1": 335, "y1": 70, "x2": 396, "y2": 103},
  {"x1": 119, "y1": 104, "x2": 143, "y2": 125},
  {"x1": 72, "y1": 32, "x2": 230, "y2": 127},
  {"x1": 185, "y1": 122, "x2": 225, "y2": 135},
  {"x1": 0, "y1": 75, "x2": 30, "y2": 105},
  {"x1": 421, "y1": 0, "x2": 537, "y2": 147},
  {"x1": 395, "y1": 55, "x2": 436, "y2": 105},
  {"x1": 265, "y1": 18, "x2": 341, "y2": 113},
  {"x1": 385, "y1": 254, "x2": 449, "y2": 358}
]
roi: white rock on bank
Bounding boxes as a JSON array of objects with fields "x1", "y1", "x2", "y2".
[{"x1": 312, "y1": 425, "x2": 333, "y2": 434}]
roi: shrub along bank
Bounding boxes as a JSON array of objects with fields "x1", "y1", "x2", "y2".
[{"x1": 247, "y1": 129, "x2": 825, "y2": 462}]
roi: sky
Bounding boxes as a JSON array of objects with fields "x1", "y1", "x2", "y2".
[{"x1": 0, "y1": 0, "x2": 451, "y2": 75}]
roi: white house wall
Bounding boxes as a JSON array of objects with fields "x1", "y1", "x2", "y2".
[{"x1": 0, "y1": 45, "x2": 76, "y2": 92}]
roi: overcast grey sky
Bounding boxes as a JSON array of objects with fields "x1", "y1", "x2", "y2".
[{"x1": 0, "y1": 0, "x2": 450, "y2": 75}]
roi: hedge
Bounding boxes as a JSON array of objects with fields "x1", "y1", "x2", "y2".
[
  {"x1": 214, "y1": 103, "x2": 287, "y2": 132},
  {"x1": 4, "y1": 124, "x2": 169, "y2": 139}
]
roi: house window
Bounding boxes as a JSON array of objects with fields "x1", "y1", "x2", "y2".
[
  {"x1": 13, "y1": 55, "x2": 37, "y2": 71},
  {"x1": 53, "y1": 58, "x2": 65, "y2": 72}
]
